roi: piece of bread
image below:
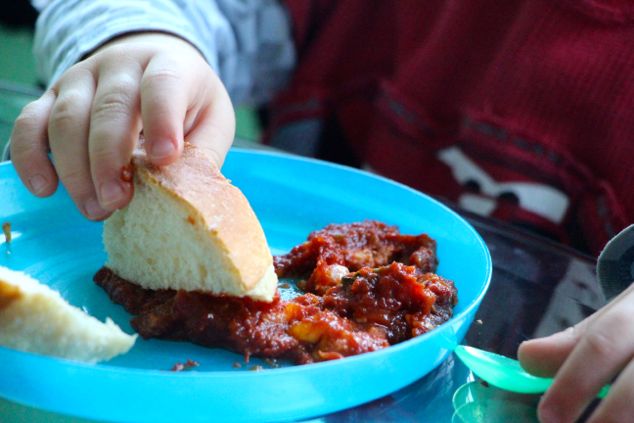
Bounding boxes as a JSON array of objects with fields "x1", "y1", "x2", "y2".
[
  {"x1": 103, "y1": 143, "x2": 278, "y2": 301},
  {"x1": 0, "y1": 266, "x2": 136, "y2": 363}
]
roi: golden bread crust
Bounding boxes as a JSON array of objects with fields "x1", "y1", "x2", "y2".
[{"x1": 126, "y1": 143, "x2": 275, "y2": 296}]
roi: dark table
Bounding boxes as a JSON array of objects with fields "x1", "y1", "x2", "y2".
[{"x1": 316, "y1": 210, "x2": 605, "y2": 423}]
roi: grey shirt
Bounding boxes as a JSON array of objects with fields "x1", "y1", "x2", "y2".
[{"x1": 32, "y1": 0, "x2": 295, "y2": 105}]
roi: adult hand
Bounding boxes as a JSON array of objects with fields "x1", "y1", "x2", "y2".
[
  {"x1": 518, "y1": 283, "x2": 634, "y2": 422},
  {"x1": 10, "y1": 32, "x2": 235, "y2": 220}
]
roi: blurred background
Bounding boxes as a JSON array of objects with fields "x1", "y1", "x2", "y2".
[
  {"x1": 0, "y1": 1, "x2": 39, "y2": 155},
  {"x1": 0, "y1": 1, "x2": 262, "y2": 159}
]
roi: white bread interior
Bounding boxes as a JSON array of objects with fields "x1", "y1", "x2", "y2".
[
  {"x1": 103, "y1": 143, "x2": 278, "y2": 302},
  {"x1": 0, "y1": 266, "x2": 136, "y2": 363}
]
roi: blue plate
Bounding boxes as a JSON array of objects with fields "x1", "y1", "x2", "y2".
[{"x1": 0, "y1": 149, "x2": 492, "y2": 422}]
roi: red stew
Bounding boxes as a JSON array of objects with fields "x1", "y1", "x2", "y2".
[{"x1": 94, "y1": 221, "x2": 457, "y2": 364}]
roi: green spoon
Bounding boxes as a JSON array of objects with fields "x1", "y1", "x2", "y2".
[{"x1": 454, "y1": 345, "x2": 610, "y2": 398}]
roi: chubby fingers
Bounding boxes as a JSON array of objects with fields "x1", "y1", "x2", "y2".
[
  {"x1": 89, "y1": 57, "x2": 143, "y2": 213},
  {"x1": 12, "y1": 59, "x2": 140, "y2": 220},
  {"x1": 183, "y1": 68, "x2": 235, "y2": 167},
  {"x1": 11, "y1": 32, "x2": 234, "y2": 220},
  {"x1": 46, "y1": 67, "x2": 111, "y2": 220},
  {"x1": 141, "y1": 50, "x2": 234, "y2": 169},
  {"x1": 10, "y1": 90, "x2": 58, "y2": 197},
  {"x1": 140, "y1": 54, "x2": 187, "y2": 164}
]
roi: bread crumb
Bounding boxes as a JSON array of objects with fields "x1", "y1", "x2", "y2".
[
  {"x1": 170, "y1": 359, "x2": 200, "y2": 372},
  {"x1": 232, "y1": 362, "x2": 242, "y2": 369},
  {"x1": 249, "y1": 365, "x2": 263, "y2": 372},
  {"x1": 2, "y1": 222, "x2": 11, "y2": 244}
]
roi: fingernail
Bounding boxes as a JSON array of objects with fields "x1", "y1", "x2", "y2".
[
  {"x1": 150, "y1": 140, "x2": 175, "y2": 160},
  {"x1": 29, "y1": 174, "x2": 47, "y2": 195},
  {"x1": 85, "y1": 198, "x2": 107, "y2": 219},
  {"x1": 99, "y1": 180, "x2": 125, "y2": 209}
]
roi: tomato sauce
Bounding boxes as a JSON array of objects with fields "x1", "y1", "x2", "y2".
[{"x1": 94, "y1": 221, "x2": 457, "y2": 364}]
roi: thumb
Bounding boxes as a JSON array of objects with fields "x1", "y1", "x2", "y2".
[
  {"x1": 518, "y1": 327, "x2": 579, "y2": 377},
  {"x1": 140, "y1": 52, "x2": 234, "y2": 168},
  {"x1": 182, "y1": 74, "x2": 235, "y2": 168}
]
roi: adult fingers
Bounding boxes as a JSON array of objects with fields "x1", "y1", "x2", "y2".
[
  {"x1": 10, "y1": 90, "x2": 57, "y2": 197},
  {"x1": 89, "y1": 58, "x2": 143, "y2": 212},
  {"x1": 588, "y1": 357, "x2": 634, "y2": 423},
  {"x1": 536, "y1": 293, "x2": 634, "y2": 423},
  {"x1": 519, "y1": 283, "x2": 634, "y2": 377}
]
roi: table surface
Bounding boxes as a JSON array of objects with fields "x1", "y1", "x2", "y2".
[{"x1": 0, "y1": 142, "x2": 606, "y2": 422}]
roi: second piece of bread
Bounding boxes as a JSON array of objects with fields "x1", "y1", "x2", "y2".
[{"x1": 0, "y1": 266, "x2": 136, "y2": 363}]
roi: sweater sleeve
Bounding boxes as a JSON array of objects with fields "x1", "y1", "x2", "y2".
[
  {"x1": 32, "y1": 0, "x2": 295, "y2": 105},
  {"x1": 596, "y1": 225, "x2": 634, "y2": 301}
]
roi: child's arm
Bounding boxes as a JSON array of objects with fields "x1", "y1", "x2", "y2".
[
  {"x1": 11, "y1": 32, "x2": 234, "y2": 220},
  {"x1": 11, "y1": 0, "x2": 294, "y2": 220}
]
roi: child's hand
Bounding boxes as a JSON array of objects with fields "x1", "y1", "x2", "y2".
[
  {"x1": 518, "y1": 283, "x2": 634, "y2": 422},
  {"x1": 10, "y1": 33, "x2": 235, "y2": 220}
]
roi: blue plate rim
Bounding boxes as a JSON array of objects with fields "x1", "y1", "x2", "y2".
[
  {"x1": 0, "y1": 148, "x2": 492, "y2": 423},
  {"x1": 0, "y1": 149, "x2": 492, "y2": 377}
]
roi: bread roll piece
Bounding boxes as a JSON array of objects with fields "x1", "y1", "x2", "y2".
[
  {"x1": 0, "y1": 266, "x2": 136, "y2": 363},
  {"x1": 103, "y1": 143, "x2": 277, "y2": 302}
]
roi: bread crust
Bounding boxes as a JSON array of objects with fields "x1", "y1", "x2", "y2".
[
  {"x1": 0, "y1": 280, "x2": 21, "y2": 309},
  {"x1": 104, "y1": 143, "x2": 277, "y2": 301},
  {"x1": 0, "y1": 266, "x2": 136, "y2": 363}
]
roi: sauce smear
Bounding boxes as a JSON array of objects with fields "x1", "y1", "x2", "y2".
[{"x1": 94, "y1": 221, "x2": 457, "y2": 364}]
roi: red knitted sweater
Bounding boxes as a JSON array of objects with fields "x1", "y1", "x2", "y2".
[{"x1": 266, "y1": 0, "x2": 634, "y2": 254}]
